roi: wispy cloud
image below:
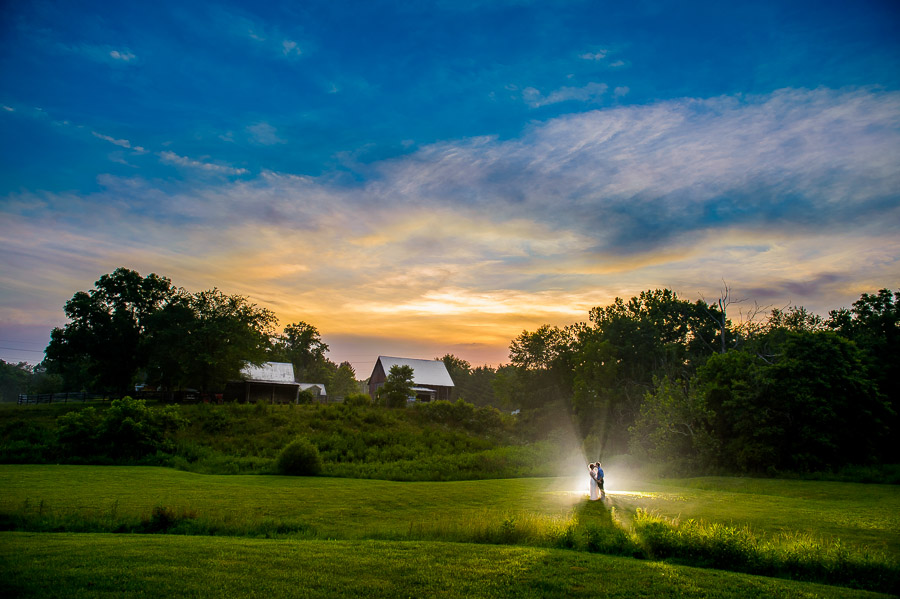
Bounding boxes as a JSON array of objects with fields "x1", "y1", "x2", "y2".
[
  {"x1": 247, "y1": 122, "x2": 286, "y2": 145},
  {"x1": 579, "y1": 51, "x2": 608, "y2": 61},
  {"x1": 57, "y1": 42, "x2": 139, "y2": 65},
  {"x1": 385, "y1": 87, "x2": 900, "y2": 251},
  {"x1": 91, "y1": 131, "x2": 145, "y2": 152},
  {"x1": 281, "y1": 40, "x2": 301, "y2": 57},
  {"x1": 109, "y1": 49, "x2": 136, "y2": 62},
  {"x1": 522, "y1": 82, "x2": 608, "y2": 107},
  {"x1": 578, "y1": 48, "x2": 626, "y2": 68},
  {"x1": 158, "y1": 151, "x2": 249, "y2": 176},
  {"x1": 212, "y1": 7, "x2": 304, "y2": 60}
]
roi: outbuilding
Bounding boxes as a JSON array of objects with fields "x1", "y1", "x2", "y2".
[
  {"x1": 224, "y1": 361, "x2": 300, "y2": 403},
  {"x1": 367, "y1": 356, "x2": 455, "y2": 402},
  {"x1": 298, "y1": 382, "x2": 328, "y2": 401}
]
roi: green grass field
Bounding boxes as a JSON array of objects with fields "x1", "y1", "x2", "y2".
[
  {"x1": 0, "y1": 465, "x2": 583, "y2": 538},
  {"x1": 2, "y1": 466, "x2": 897, "y2": 554},
  {"x1": 1, "y1": 465, "x2": 898, "y2": 597},
  {"x1": 0, "y1": 533, "x2": 892, "y2": 599},
  {"x1": 605, "y1": 474, "x2": 900, "y2": 557}
]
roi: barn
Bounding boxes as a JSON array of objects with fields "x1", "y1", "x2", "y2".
[
  {"x1": 367, "y1": 356, "x2": 455, "y2": 402},
  {"x1": 224, "y1": 361, "x2": 300, "y2": 403}
]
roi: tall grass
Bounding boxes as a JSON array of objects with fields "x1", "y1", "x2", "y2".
[
  {"x1": 397, "y1": 505, "x2": 637, "y2": 557},
  {"x1": 631, "y1": 509, "x2": 899, "y2": 594},
  {"x1": 0, "y1": 499, "x2": 316, "y2": 539},
  {"x1": 0, "y1": 401, "x2": 564, "y2": 480}
]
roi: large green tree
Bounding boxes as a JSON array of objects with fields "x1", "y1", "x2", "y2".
[
  {"x1": 827, "y1": 289, "x2": 899, "y2": 458},
  {"x1": 146, "y1": 289, "x2": 277, "y2": 392},
  {"x1": 506, "y1": 325, "x2": 575, "y2": 410},
  {"x1": 46, "y1": 268, "x2": 281, "y2": 394},
  {"x1": 437, "y1": 355, "x2": 501, "y2": 407},
  {"x1": 270, "y1": 322, "x2": 330, "y2": 380},
  {"x1": 496, "y1": 289, "x2": 729, "y2": 453},
  {"x1": 328, "y1": 361, "x2": 360, "y2": 399},
  {"x1": 45, "y1": 268, "x2": 177, "y2": 393},
  {"x1": 629, "y1": 376, "x2": 719, "y2": 472},
  {"x1": 696, "y1": 330, "x2": 888, "y2": 472},
  {"x1": 0, "y1": 360, "x2": 33, "y2": 403},
  {"x1": 575, "y1": 289, "x2": 725, "y2": 452}
]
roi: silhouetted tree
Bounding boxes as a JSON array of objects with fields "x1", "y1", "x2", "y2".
[{"x1": 45, "y1": 268, "x2": 177, "y2": 393}]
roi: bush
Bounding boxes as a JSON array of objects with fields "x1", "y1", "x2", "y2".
[
  {"x1": 344, "y1": 393, "x2": 372, "y2": 407},
  {"x1": 57, "y1": 407, "x2": 102, "y2": 454},
  {"x1": 414, "y1": 400, "x2": 509, "y2": 435},
  {"x1": 56, "y1": 397, "x2": 189, "y2": 460},
  {"x1": 275, "y1": 436, "x2": 322, "y2": 476}
]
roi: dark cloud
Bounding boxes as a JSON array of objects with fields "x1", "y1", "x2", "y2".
[{"x1": 742, "y1": 273, "x2": 856, "y2": 306}]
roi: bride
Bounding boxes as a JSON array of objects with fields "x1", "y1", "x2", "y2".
[{"x1": 588, "y1": 463, "x2": 600, "y2": 500}]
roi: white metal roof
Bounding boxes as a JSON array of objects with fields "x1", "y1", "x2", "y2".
[
  {"x1": 298, "y1": 383, "x2": 327, "y2": 395},
  {"x1": 375, "y1": 356, "x2": 455, "y2": 387},
  {"x1": 241, "y1": 361, "x2": 297, "y2": 384}
]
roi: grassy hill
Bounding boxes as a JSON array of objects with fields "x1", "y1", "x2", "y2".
[{"x1": 0, "y1": 399, "x2": 571, "y2": 480}]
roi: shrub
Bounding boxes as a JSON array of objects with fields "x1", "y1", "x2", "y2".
[
  {"x1": 57, "y1": 407, "x2": 102, "y2": 454},
  {"x1": 344, "y1": 393, "x2": 372, "y2": 407},
  {"x1": 275, "y1": 436, "x2": 322, "y2": 476},
  {"x1": 140, "y1": 506, "x2": 198, "y2": 533},
  {"x1": 54, "y1": 398, "x2": 189, "y2": 461},
  {"x1": 414, "y1": 400, "x2": 508, "y2": 435}
]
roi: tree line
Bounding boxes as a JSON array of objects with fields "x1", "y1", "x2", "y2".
[
  {"x1": 37, "y1": 268, "x2": 358, "y2": 399},
  {"x1": 13, "y1": 267, "x2": 898, "y2": 474},
  {"x1": 477, "y1": 287, "x2": 898, "y2": 474}
]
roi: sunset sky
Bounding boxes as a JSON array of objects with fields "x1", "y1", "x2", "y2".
[{"x1": 1, "y1": 0, "x2": 899, "y2": 376}]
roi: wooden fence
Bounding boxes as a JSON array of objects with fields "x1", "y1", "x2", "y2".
[
  {"x1": 16, "y1": 390, "x2": 207, "y2": 405},
  {"x1": 17, "y1": 392, "x2": 106, "y2": 405},
  {"x1": 15, "y1": 390, "x2": 342, "y2": 405}
]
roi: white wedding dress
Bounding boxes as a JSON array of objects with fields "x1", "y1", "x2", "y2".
[{"x1": 589, "y1": 471, "x2": 599, "y2": 500}]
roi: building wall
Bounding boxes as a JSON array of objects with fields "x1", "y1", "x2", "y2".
[
  {"x1": 223, "y1": 381, "x2": 300, "y2": 403},
  {"x1": 367, "y1": 361, "x2": 387, "y2": 398},
  {"x1": 414, "y1": 385, "x2": 452, "y2": 402}
]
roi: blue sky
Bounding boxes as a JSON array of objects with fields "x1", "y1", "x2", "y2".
[{"x1": 1, "y1": 0, "x2": 899, "y2": 374}]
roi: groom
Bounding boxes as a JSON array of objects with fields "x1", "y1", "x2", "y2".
[{"x1": 595, "y1": 462, "x2": 605, "y2": 499}]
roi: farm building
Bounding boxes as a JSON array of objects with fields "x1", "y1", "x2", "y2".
[
  {"x1": 298, "y1": 382, "x2": 328, "y2": 401},
  {"x1": 367, "y1": 356, "x2": 455, "y2": 402},
  {"x1": 224, "y1": 361, "x2": 300, "y2": 403}
]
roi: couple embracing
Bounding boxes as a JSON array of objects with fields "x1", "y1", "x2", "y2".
[{"x1": 588, "y1": 462, "x2": 605, "y2": 501}]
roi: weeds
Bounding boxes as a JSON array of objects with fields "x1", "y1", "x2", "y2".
[
  {"x1": 1, "y1": 401, "x2": 554, "y2": 480},
  {"x1": 631, "y1": 509, "x2": 899, "y2": 594},
  {"x1": 0, "y1": 500, "x2": 316, "y2": 539}
]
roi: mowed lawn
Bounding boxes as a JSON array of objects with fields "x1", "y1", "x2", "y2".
[
  {"x1": 606, "y1": 475, "x2": 900, "y2": 557},
  {"x1": 2, "y1": 465, "x2": 899, "y2": 558},
  {"x1": 0, "y1": 532, "x2": 893, "y2": 599},
  {"x1": 0, "y1": 465, "x2": 584, "y2": 537}
]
